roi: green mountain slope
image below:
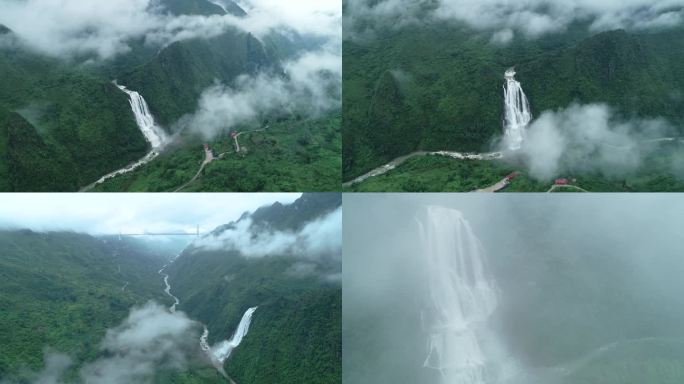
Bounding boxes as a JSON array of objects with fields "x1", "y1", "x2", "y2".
[
  {"x1": 0, "y1": 232, "x2": 171, "y2": 380},
  {"x1": 343, "y1": 24, "x2": 684, "y2": 179},
  {"x1": 0, "y1": 37, "x2": 149, "y2": 190},
  {"x1": 166, "y1": 193, "x2": 342, "y2": 384},
  {"x1": 122, "y1": 30, "x2": 275, "y2": 128}
]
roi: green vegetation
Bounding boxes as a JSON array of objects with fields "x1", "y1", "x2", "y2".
[
  {"x1": 92, "y1": 115, "x2": 342, "y2": 192},
  {"x1": 344, "y1": 144, "x2": 684, "y2": 192},
  {"x1": 0, "y1": 0, "x2": 338, "y2": 191},
  {"x1": 0, "y1": 232, "x2": 169, "y2": 381},
  {"x1": 0, "y1": 194, "x2": 341, "y2": 383},
  {"x1": 343, "y1": 23, "x2": 684, "y2": 183},
  {"x1": 0, "y1": 47, "x2": 149, "y2": 191},
  {"x1": 121, "y1": 30, "x2": 275, "y2": 128},
  {"x1": 167, "y1": 193, "x2": 342, "y2": 384}
]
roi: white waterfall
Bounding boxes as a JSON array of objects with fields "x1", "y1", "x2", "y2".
[
  {"x1": 418, "y1": 206, "x2": 499, "y2": 384},
  {"x1": 116, "y1": 84, "x2": 168, "y2": 149},
  {"x1": 80, "y1": 84, "x2": 169, "y2": 191},
  {"x1": 503, "y1": 68, "x2": 531, "y2": 151},
  {"x1": 201, "y1": 307, "x2": 258, "y2": 364}
]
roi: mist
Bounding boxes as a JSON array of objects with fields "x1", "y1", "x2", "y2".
[
  {"x1": 180, "y1": 47, "x2": 341, "y2": 140},
  {"x1": 343, "y1": 193, "x2": 684, "y2": 383},
  {"x1": 7, "y1": 302, "x2": 205, "y2": 384},
  {"x1": 0, "y1": 0, "x2": 339, "y2": 60},
  {"x1": 344, "y1": 0, "x2": 684, "y2": 42},
  {"x1": 194, "y1": 207, "x2": 342, "y2": 260},
  {"x1": 508, "y1": 103, "x2": 677, "y2": 180}
]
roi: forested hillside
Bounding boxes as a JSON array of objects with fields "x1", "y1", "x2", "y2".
[
  {"x1": 167, "y1": 193, "x2": 342, "y2": 383},
  {"x1": 343, "y1": 23, "x2": 684, "y2": 179}
]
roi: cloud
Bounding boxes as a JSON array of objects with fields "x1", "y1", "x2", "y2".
[
  {"x1": 195, "y1": 207, "x2": 342, "y2": 260},
  {"x1": 345, "y1": 0, "x2": 684, "y2": 42},
  {"x1": 181, "y1": 47, "x2": 341, "y2": 139},
  {"x1": 0, "y1": 0, "x2": 340, "y2": 60},
  {"x1": 517, "y1": 103, "x2": 673, "y2": 179},
  {"x1": 0, "y1": 193, "x2": 300, "y2": 235},
  {"x1": 6, "y1": 302, "x2": 202, "y2": 384},
  {"x1": 79, "y1": 302, "x2": 200, "y2": 384}
]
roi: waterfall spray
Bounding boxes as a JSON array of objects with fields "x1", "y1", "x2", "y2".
[
  {"x1": 116, "y1": 84, "x2": 169, "y2": 149},
  {"x1": 418, "y1": 206, "x2": 500, "y2": 384},
  {"x1": 503, "y1": 68, "x2": 531, "y2": 151}
]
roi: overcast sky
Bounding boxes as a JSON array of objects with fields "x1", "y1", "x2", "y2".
[{"x1": 0, "y1": 193, "x2": 299, "y2": 235}]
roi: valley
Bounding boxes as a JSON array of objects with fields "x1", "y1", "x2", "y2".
[
  {"x1": 0, "y1": 0, "x2": 341, "y2": 192},
  {"x1": 343, "y1": 19, "x2": 684, "y2": 191},
  {"x1": 0, "y1": 193, "x2": 342, "y2": 383}
]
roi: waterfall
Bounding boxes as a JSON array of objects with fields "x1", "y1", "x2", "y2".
[
  {"x1": 116, "y1": 84, "x2": 168, "y2": 149},
  {"x1": 200, "y1": 307, "x2": 258, "y2": 364},
  {"x1": 503, "y1": 68, "x2": 531, "y2": 151},
  {"x1": 418, "y1": 206, "x2": 499, "y2": 384}
]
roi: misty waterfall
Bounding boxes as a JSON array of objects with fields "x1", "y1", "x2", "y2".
[
  {"x1": 503, "y1": 68, "x2": 531, "y2": 151},
  {"x1": 116, "y1": 84, "x2": 169, "y2": 149},
  {"x1": 201, "y1": 307, "x2": 259, "y2": 364},
  {"x1": 418, "y1": 206, "x2": 499, "y2": 384}
]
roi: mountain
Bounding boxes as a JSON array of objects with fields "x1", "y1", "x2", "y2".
[
  {"x1": 166, "y1": 193, "x2": 342, "y2": 383},
  {"x1": 0, "y1": 0, "x2": 339, "y2": 191},
  {"x1": 0, "y1": 231, "x2": 172, "y2": 380},
  {"x1": 343, "y1": 24, "x2": 684, "y2": 180},
  {"x1": 121, "y1": 29, "x2": 276, "y2": 128}
]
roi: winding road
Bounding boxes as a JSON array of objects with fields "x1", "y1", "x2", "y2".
[
  {"x1": 173, "y1": 128, "x2": 268, "y2": 192},
  {"x1": 173, "y1": 147, "x2": 215, "y2": 192},
  {"x1": 343, "y1": 150, "x2": 503, "y2": 187}
]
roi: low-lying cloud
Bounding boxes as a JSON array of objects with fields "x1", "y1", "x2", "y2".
[
  {"x1": 515, "y1": 103, "x2": 675, "y2": 179},
  {"x1": 195, "y1": 207, "x2": 342, "y2": 260},
  {"x1": 7, "y1": 302, "x2": 203, "y2": 384},
  {"x1": 180, "y1": 47, "x2": 341, "y2": 139},
  {"x1": 79, "y1": 302, "x2": 200, "y2": 384},
  {"x1": 0, "y1": 0, "x2": 340, "y2": 60},
  {"x1": 345, "y1": 0, "x2": 684, "y2": 42}
]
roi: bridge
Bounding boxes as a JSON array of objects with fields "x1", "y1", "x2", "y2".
[{"x1": 118, "y1": 225, "x2": 204, "y2": 238}]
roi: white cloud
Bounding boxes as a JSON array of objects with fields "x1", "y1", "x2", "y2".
[
  {"x1": 518, "y1": 103, "x2": 672, "y2": 179},
  {"x1": 195, "y1": 207, "x2": 342, "y2": 260},
  {"x1": 0, "y1": 193, "x2": 300, "y2": 235},
  {"x1": 80, "y1": 302, "x2": 200, "y2": 384},
  {"x1": 345, "y1": 0, "x2": 684, "y2": 42},
  {"x1": 0, "y1": 0, "x2": 341, "y2": 60},
  {"x1": 183, "y1": 47, "x2": 341, "y2": 139}
]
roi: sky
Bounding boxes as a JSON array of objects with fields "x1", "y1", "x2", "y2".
[{"x1": 0, "y1": 193, "x2": 300, "y2": 235}]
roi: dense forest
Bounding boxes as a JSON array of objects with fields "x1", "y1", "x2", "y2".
[
  {"x1": 343, "y1": 21, "x2": 684, "y2": 181},
  {"x1": 0, "y1": 0, "x2": 340, "y2": 191}
]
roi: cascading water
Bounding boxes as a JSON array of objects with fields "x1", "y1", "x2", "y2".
[
  {"x1": 80, "y1": 84, "x2": 169, "y2": 191},
  {"x1": 116, "y1": 84, "x2": 168, "y2": 149},
  {"x1": 201, "y1": 307, "x2": 258, "y2": 364},
  {"x1": 418, "y1": 206, "x2": 500, "y2": 384},
  {"x1": 503, "y1": 68, "x2": 531, "y2": 151}
]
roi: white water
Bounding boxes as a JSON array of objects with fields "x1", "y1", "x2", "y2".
[
  {"x1": 158, "y1": 263, "x2": 180, "y2": 312},
  {"x1": 81, "y1": 84, "x2": 169, "y2": 191},
  {"x1": 201, "y1": 307, "x2": 258, "y2": 364},
  {"x1": 418, "y1": 206, "x2": 500, "y2": 384},
  {"x1": 116, "y1": 84, "x2": 168, "y2": 149},
  {"x1": 503, "y1": 68, "x2": 531, "y2": 151}
]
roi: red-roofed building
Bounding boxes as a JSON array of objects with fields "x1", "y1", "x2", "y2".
[{"x1": 555, "y1": 178, "x2": 569, "y2": 185}]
